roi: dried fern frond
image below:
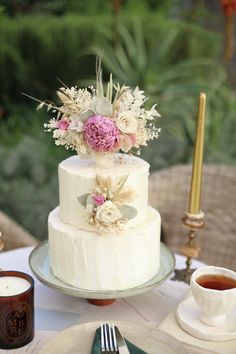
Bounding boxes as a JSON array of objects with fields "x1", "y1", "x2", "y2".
[
  {"x1": 115, "y1": 189, "x2": 135, "y2": 204},
  {"x1": 96, "y1": 175, "x2": 112, "y2": 191},
  {"x1": 113, "y1": 175, "x2": 128, "y2": 198}
]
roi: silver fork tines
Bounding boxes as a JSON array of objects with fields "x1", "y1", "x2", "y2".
[{"x1": 101, "y1": 323, "x2": 118, "y2": 353}]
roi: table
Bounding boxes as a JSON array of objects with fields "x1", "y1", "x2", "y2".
[{"x1": 0, "y1": 246, "x2": 235, "y2": 353}]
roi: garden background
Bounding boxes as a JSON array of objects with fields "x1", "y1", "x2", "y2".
[{"x1": 0, "y1": 0, "x2": 235, "y2": 241}]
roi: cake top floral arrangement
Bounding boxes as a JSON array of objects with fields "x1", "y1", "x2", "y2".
[{"x1": 25, "y1": 58, "x2": 161, "y2": 162}]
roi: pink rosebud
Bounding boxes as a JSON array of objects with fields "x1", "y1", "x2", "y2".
[
  {"x1": 92, "y1": 194, "x2": 105, "y2": 206},
  {"x1": 129, "y1": 134, "x2": 136, "y2": 144},
  {"x1": 57, "y1": 119, "x2": 69, "y2": 131},
  {"x1": 119, "y1": 134, "x2": 136, "y2": 153}
]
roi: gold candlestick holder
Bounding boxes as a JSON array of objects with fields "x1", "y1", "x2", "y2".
[{"x1": 172, "y1": 210, "x2": 204, "y2": 283}]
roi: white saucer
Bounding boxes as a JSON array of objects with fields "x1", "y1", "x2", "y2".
[{"x1": 176, "y1": 296, "x2": 236, "y2": 341}]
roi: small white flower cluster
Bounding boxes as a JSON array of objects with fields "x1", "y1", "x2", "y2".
[
  {"x1": 57, "y1": 87, "x2": 92, "y2": 114},
  {"x1": 34, "y1": 63, "x2": 161, "y2": 160}
]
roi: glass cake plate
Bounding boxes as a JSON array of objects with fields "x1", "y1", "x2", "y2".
[{"x1": 29, "y1": 241, "x2": 175, "y2": 300}]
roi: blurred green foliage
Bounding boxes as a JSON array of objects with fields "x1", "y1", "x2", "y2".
[
  {"x1": 0, "y1": 13, "x2": 220, "y2": 104},
  {"x1": 0, "y1": 136, "x2": 63, "y2": 239},
  {"x1": 0, "y1": 15, "x2": 103, "y2": 102},
  {"x1": 0, "y1": 11, "x2": 235, "y2": 240},
  {"x1": 0, "y1": 0, "x2": 173, "y2": 17},
  {"x1": 89, "y1": 20, "x2": 225, "y2": 95}
]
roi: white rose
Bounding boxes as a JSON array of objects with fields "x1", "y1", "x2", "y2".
[
  {"x1": 95, "y1": 201, "x2": 122, "y2": 225},
  {"x1": 117, "y1": 114, "x2": 138, "y2": 134}
]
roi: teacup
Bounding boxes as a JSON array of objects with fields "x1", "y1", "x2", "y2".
[{"x1": 190, "y1": 266, "x2": 236, "y2": 326}]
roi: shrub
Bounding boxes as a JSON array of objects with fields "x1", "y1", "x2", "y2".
[
  {"x1": 0, "y1": 14, "x2": 221, "y2": 104},
  {"x1": 0, "y1": 131, "x2": 71, "y2": 240}
]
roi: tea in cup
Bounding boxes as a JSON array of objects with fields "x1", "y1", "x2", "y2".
[{"x1": 190, "y1": 266, "x2": 236, "y2": 326}]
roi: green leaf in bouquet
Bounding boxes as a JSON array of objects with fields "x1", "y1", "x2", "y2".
[
  {"x1": 90, "y1": 96, "x2": 113, "y2": 116},
  {"x1": 120, "y1": 205, "x2": 137, "y2": 220},
  {"x1": 77, "y1": 193, "x2": 90, "y2": 207},
  {"x1": 77, "y1": 109, "x2": 96, "y2": 123}
]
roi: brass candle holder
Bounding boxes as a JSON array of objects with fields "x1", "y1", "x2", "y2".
[
  {"x1": 172, "y1": 211, "x2": 204, "y2": 283},
  {"x1": 172, "y1": 92, "x2": 206, "y2": 283}
]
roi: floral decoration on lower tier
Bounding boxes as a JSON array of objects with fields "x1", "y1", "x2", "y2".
[{"x1": 78, "y1": 175, "x2": 137, "y2": 232}]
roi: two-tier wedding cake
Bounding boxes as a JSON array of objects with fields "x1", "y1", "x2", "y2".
[{"x1": 37, "y1": 60, "x2": 161, "y2": 291}]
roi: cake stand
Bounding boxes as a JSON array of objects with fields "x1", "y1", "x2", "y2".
[{"x1": 29, "y1": 241, "x2": 175, "y2": 306}]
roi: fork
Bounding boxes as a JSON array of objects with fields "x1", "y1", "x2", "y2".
[{"x1": 100, "y1": 322, "x2": 118, "y2": 353}]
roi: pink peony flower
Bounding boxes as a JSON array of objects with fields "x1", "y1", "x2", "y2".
[
  {"x1": 57, "y1": 119, "x2": 69, "y2": 131},
  {"x1": 83, "y1": 115, "x2": 120, "y2": 152},
  {"x1": 92, "y1": 194, "x2": 105, "y2": 206}
]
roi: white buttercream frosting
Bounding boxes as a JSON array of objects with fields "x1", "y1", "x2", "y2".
[
  {"x1": 48, "y1": 206, "x2": 161, "y2": 291},
  {"x1": 59, "y1": 154, "x2": 149, "y2": 231}
]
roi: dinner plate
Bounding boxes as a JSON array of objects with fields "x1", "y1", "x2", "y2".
[
  {"x1": 39, "y1": 320, "x2": 188, "y2": 354},
  {"x1": 29, "y1": 241, "x2": 175, "y2": 299}
]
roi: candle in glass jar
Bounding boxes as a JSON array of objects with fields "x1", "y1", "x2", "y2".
[
  {"x1": 0, "y1": 271, "x2": 34, "y2": 350},
  {"x1": 0, "y1": 276, "x2": 31, "y2": 296}
]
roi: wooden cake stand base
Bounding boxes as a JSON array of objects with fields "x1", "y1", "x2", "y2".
[{"x1": 87, "y1": 298, "x2": 116, "y2": 306}]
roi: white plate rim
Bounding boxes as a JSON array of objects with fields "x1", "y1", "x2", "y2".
[{"x1": 39, "y1": 320, "x2": 188, "y2": 354}]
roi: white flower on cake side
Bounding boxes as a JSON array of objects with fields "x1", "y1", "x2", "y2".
[{"x1": 95, "y1": 201, "x2": 122, "y2": 225}]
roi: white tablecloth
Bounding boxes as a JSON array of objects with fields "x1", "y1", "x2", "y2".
[
  {"x1": 0, "y1": 246, "x2": 198, "y2": 331},
  {"x1": 1, "y1": 246, "x2": 235, "y2": 353}
]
